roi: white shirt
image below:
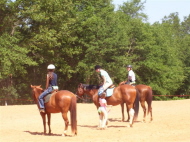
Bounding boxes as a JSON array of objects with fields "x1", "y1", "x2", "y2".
[
  {"x1": 100, "y1": 70, "x2": 113, "y2": 84},
  {"x1": 128, "y1": 70, "x2": 136, "y2": 81}
]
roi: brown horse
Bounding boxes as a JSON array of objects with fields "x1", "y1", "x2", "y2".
[
  {"x1": 31, "y1": 85, "x2": 77, "y2": 136},
  {"x1": 76, "y1": 83, "x2": 139, "y2": 127},
  {"x1": 119, "y1": 82, "x2": 153, "y2": 122}
]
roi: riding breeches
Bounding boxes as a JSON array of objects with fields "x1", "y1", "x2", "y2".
[
  {"x1": 103, "y1": 82, "x2": 113, "y2": 90},
  {"x1": 98, "y1": 82, "x2": 112, "y2": 96}
]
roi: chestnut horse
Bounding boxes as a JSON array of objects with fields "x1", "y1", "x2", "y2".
[
  {"x1": 76, "y1": 83, "x2": 139, "y2": 127},
  {"x1": 31, "y1": 85, "x2": 77, "y2": 136},
  {"x1": 119, "y1": 82, "x2": 153, "y2": 122}
]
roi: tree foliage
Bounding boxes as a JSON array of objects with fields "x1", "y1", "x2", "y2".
[{"x1": 0, "y1": 0, "x2": 189, "y2": 104}]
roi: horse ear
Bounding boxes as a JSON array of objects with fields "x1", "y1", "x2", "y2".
[
  {"x1": 78, "y1": 83, "x2": 82, "y2": 87},
  {"x1": 31, "y1": 85, "x2": 34, "y2": 88},
  {"x1": 36, "y1": 85, "x2": 41, "y2": 88}
]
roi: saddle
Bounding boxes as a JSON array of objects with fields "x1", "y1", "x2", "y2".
[
  {"x1": 108, "y1": 84, "x2": 115, "y2": 88},
  {"x1": 44, "y1": 90, "x2": 58, "y2": 103},
  {"x1": 101, "y1": 85, "x2": 115, "y2": 97}
]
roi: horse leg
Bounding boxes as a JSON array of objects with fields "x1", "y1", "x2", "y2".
[
  {"x1": 61, "y1": 112, "x2": 69, "y2": 136},
  {"x1": 147, "y1": 99, "x2": 153, "y2": 122},
  {"x1": 127, "y1": 104, "x2": 135, "y2": 127},
  {"x1": 140, "y1": 101, "x2": 146, "y2": 122},
  {"x1": 40, "y1": 113, "x2": 46, "y2": 134},
  {"x1": 120, "y1": 103, "x2": 125, "y2": 122},
  {"x1": 47, "y1": 113, "x2": 51, "y2": 134},
  {"x1": 147, "y1": 103, "x2": 153, "y2": 122},
  {"x1": 150, "y1": 106, "x2": 153, "y2": 121},
  {"x1": 126, "y1": 104, "x2": 130, "y2": 122}
]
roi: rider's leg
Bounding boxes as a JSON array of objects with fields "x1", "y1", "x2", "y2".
[{"x1": 38, "y1": 87, "x2": 53, "y2": 110}]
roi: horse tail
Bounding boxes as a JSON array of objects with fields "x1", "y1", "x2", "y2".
[
  {"x1": 134, "y1": 88, "x2": 140, "y2": 121},
  {"x1": 147, "y1": 86, "x2": 153, "y2": 115},
  {"x1": 70, "y1": 95, "x2": 77, "y2": 135}
]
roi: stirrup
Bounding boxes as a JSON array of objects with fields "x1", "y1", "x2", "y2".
[{"x1": 39, "y1": 109, "x2": 45, "y2": 113}]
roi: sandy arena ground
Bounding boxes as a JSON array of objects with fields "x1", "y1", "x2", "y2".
[{"x1": 0, "y1": 99, "x2": 190, "y2": 142}]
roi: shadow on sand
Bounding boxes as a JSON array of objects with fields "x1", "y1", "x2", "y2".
[{"x1": 24, "y1": 131, "x2": 73, "y2": 137}]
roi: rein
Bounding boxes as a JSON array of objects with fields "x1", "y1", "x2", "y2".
[{"x1": 75, "y1": 92, "x2": 89, "y2": 102}]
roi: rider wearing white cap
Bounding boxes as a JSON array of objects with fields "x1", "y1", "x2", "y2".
[{"x1": 38, "y1": 64, "x2": 58, "y2": 113}]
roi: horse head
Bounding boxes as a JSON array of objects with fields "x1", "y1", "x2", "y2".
[
  {"x1": 76, "y1": 83, "x2": 85, "y2": 97},
  {"x1": 31, "y1": 85, "x2": 43, "y2": 102}
]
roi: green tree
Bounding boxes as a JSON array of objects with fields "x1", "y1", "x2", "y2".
[
  {"x1": 0, "y1": 0, "x2": 37, "y2": 104},
  {"x1": 175, "y1": 15, "x2": 190, "y2": 95},
  {"x1": 118, "y1": 0, "x2": 147, "y2": 22}
]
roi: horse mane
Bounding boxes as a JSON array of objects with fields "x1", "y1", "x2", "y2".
[{"x1": 81, "y1": 84, "x2": 100, "y2": 90}]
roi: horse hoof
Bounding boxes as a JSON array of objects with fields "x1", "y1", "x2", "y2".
[
  {"x1": 106, "y1": 121, "x2": 108, "y2": 125},
  {"x1": 127, "y1": 124, "x2": 133, "y2": 128},
  {"x1": 62, "y1": 134, "x2": 66, "y2": 137}
]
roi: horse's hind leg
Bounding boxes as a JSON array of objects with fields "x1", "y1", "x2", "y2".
[
  {"x1": 125, "y1": 103, "x2": 130, "y2": 122},
  {"x1": 140, "y1": 101, "x2": 146, "y2": 122},
  {"x1": 127, "y1": 104, "x2": 135, "y2": 127},
  {"x1": 148, "y1": 104, "x2": 153, "y2": 122},
  {"x1": 62, "y1": 112, "x2": 69, "y2": 136},
  {"x1": 47, "y1": 113, "x2": 51, "y2": 134},
  {"x1": 120, "y1": 103, "x2": 126, "y2": 122}
]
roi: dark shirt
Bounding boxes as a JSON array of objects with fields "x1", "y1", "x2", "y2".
[{"x1": 49, "y1": 73, "x2": 57, "y2": 86}]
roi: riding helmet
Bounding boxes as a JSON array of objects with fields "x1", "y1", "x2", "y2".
[
  {"x1": 47, "y1": 64, "x2": 55, "y2": 69},
  {"x1": 126, "y1": 65, "x2": 132, "y2": 68},
  {"x1": 94, "y1": 65, "x2": 101, "y2": 70}
]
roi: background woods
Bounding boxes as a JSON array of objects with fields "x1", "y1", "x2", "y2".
[{"x1": 0, "y1": 0, "x2": 190, "y2": 105}]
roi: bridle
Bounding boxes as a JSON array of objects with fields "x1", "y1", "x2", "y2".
[
  {"x1": 75, "y1": 93, "x2": 88, "y2": 102},
  {"x1": 75, "y1": 85, "x2": 89, "y2": 102}
]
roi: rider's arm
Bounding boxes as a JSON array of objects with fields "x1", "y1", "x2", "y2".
[
  {"x1": 128, "y1": 76, "x2": 132, "y2": 81},
  {"x1": 45, "y1": 74, "x2": 50, "y2": 89},
  {"x1": 101, "y1": 75, "x2": 106, "y2": 85}
]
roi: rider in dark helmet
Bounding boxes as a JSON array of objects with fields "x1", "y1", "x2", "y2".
[{"x1": 125, "y1": 65, "x2": 136, "y2": 85}]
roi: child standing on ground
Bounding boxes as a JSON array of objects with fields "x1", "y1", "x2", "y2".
[{"x1": 97, "y1": 93, "x2": 109, "y2": 129}]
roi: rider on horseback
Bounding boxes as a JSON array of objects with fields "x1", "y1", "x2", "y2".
[
  {"x1": 94, "y1": 65, "x2": 113, "y2": 96},
  {"x1": 125, "y1": 65, "x2": 136, "y2": 85},
  {"x1": 38, "y1": 64, "x2": 58, "y2": 113}
]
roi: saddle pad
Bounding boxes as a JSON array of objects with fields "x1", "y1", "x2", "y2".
[
  {"x1": 106, "y1": 88, "x2": 114, "y2": 97},
  {"x1": 44, "y1": 93, "x2": 52, "y2": 103}
]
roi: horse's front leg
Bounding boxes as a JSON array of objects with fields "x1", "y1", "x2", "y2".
[
  {"x1": 47, "y1": 113, "x2": 51, "y2": 134},
  {"x1": 62, "y1": 112, "x2": 69, "y2": 136},
  {"x1": 40, "y1": 113, "x2": 46, "y2": 134}
]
